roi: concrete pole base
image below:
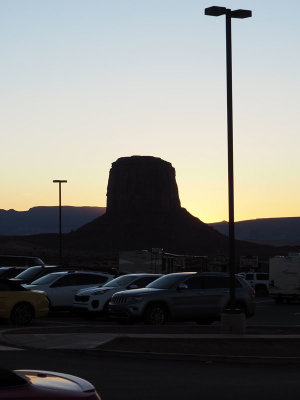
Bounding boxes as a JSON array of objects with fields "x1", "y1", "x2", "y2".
[{"x1": 221, "y1": 312, "x2": 246, "y2": 334}]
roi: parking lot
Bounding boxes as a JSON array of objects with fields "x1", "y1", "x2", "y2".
[{"x1": 1, "y1": 297, "x2": 300, "y2": 331}]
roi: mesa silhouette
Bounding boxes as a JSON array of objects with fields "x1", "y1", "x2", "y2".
[
  {"x1": 1, "y1": 156, "x2": 299, "y2": 260},
  {"x1": 68, "y1": 155, "x2": 227, "y2": 253}
]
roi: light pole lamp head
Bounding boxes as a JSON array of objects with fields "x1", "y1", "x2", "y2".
[
  {"x1": 205, "y1": 6, "x2": 227, "y2": 16},
  {"x1": 53, "y1": 180, "x2": 68, "y2": 183},
  {"x1": 231, "y1": 9, "x2": 252, "y2": 19},
  {"x1": 205, "y1": 6, "x2": 252, "y2": 19}
]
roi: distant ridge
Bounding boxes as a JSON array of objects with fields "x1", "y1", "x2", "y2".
[
  {"x1": 209, "y1": 217, "x2": 300, "y2": 246},
  {"x1": 0, "y1": 206, "x2": 105, "y2": 236}
]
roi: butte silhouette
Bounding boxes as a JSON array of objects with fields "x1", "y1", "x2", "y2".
[{"x1": 70, "y1": 155, "x2": 227, "y2": 254}]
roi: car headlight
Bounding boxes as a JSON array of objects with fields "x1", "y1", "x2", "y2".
[{"x1": 127, "y1": 296, "x2": 144, "y2": 304}]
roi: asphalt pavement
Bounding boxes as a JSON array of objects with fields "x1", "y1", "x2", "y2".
[{"x1": 2, "y1": 321, "x2": 300, "y2": 363}]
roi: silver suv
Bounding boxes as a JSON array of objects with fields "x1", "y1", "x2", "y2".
[
  {"x1": 73, "y1": 273, "x2": 162, "y2": 317},
  {"x1": 109, "y1": 272, "x2": 256, "y2": 324}
]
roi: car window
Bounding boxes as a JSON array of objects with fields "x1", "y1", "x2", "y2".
[
  {"x1": 147, "y1": 274, "x2": 189, "y2": 289},
  {"x1": 50, "y1": 273, "x2": 105, "y2": 287},
  {"x1": 245, "y1": 274, "x2": 254, "y2": 280},
  {"x1": 184, "y1": 276, "x2": 204, "y2": 289},
  {"x1": 76, "y1": 274, "x2": 108, "y2": 285},
  {"x1": 102, "y1": 275, "x2": 137, "y2": 288},
  {"x1": 185, "y1": 276, "x2": 242, "y2": 289},
  {"x1": 31, "y1": 273, "x2": 64, "y2": 285},
  {"x1": 2, "y1": 269, "x2": 17, "y2": 279},
  {"x1": 133, "y1": 276, "x2": 158, "y2": 288},
  {"x1": 256, "y1": 274, "x2": 269, "y2": 280},
  {"x1": 14, "y1": 266, "x2": 43, "y2": 280},
  {"x1": 51, "y1": 275, "x2": 78, "y2": 287}
]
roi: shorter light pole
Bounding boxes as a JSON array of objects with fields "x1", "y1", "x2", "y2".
[{"x1": 53, "y1": 179, "x2": 67, "y2": 265}]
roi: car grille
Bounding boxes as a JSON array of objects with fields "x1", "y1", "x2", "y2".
[
  {"x1": 111, "y1": 295, "x2": 128, "y2": 305},
  {"x1": 74, "y1": 295, "x2": 90, "y2": 302}
]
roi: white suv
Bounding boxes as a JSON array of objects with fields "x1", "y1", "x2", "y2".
[
  {"x1": 73, "y1": 273, "x2": 162, "y2": 317},
  {"x1": 238, "y1": 272, "x2": 269, "y2": 296},
  {"x1": 24, "y1": 270, "x2": 114, "y2": 308}
]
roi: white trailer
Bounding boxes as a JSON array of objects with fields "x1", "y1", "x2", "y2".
[{"x1": 269, "y1": 255, "x2": 300, "y2": 303}]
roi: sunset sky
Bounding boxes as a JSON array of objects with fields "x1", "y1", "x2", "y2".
[{"x1": 1, "y1": 1, "x2": 300, "y2": 223}]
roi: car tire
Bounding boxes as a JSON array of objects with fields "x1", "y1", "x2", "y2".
[
  {"x1": 116, "y1": 318, "x2": 134, "y2": 325},
  {"x1": 255, "y1": 285, "x2": 268, "y2": 297},
  {"x1": 103, "y1": 302, "x2": 110, "y2": 318},
  {"x1": 144, "y1": 304, "x2": 167, "y2": 325},
  {"x1": 10, "y1": 302, "x2": 34, "y2": 325}
]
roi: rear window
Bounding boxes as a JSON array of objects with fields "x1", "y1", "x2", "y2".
[{"x1": 185, "y1": 276, "x2": 242, "y2": 289}]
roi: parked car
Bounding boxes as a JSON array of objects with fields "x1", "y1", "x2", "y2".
[
  {"x1": 0, "y1": 368, "x2": 101, "y2": 399},
  {"x1": 11, "y1": 265, "x2": 117, "y2": 285},
  {"x1": 0, "y1": 255, "x2": 44, "y2": 267},
  {"x1": 11, "y1": 265, "x2": 79, "y2": 284},
  {"x1": 24, "y1": 271, "x2": 115, "y2": 309},
  {"x1": 109, "y1": 272, "x2": 256, "y2": 325},
  {"x1": 0, "y1": 279, "x2": 49, "y2": 325},
  {"x1": 73, "y1": 273, "x2": 162, "y2": 318},
  {"x1": 0, "y1": 266, "x2": 28, "y2": 280},
  {"x1": 238, "y1": 272, "x2": 269, "y2": 296}
]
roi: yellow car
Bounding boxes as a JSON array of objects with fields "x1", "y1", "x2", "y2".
[{"x1": 0, "y1": 279, "x2": 49, "y2": 324}]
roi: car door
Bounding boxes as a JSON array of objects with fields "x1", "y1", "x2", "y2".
[
  {"x1": 50, "y1": 273, "x2": 107, "y2": 307},
  {"x1": 171, "y1": 276, "x2": 229, "y2": 319},
  {"x1": 48, "y1": 274, "x2": 79, "y2": 307},
  {"x1": 170, "y1": 276, "x2": 205, "y2": 318}
]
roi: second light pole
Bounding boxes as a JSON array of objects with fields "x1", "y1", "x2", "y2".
[
  {"x1": 53, "y1": 179, "x2": 67, "y2": 266},
  {"x1": 205, "y1": 6, "x2": 252, "y2": 310}
]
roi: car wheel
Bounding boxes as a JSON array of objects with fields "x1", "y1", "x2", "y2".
[
  {"x1": 255, "y1": 285, "x2": 268, "y2": 297},
  {"x1": 235, "y1": 302, "x2": 250, "y2": 317},
  {"x1": 103, "y1": 302, "x2": 110, "y2": 317},
  {"x1": 116, "y1": 318, "x2": 134, "y2": 325},
  {"x1": 11, "y1": 303, "x2": 34, "y2": 325},
  {"x1": 144, "y1": 304, "x2": 167, "y2": 325}
]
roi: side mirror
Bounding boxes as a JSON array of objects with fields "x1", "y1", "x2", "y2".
[
  {"x1": 177, "y1": 283, "x2": 188, "y2": 291},
  {"x1": 128, "y1": 284, "x2": 138, "y2": 289}
]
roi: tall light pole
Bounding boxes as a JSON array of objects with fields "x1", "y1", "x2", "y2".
[
  {"x1": 53, "y1": 179, "x2": 67, "y2": 265},
  {"x1": 205, "y1": 6, "x2": 252, "y2": 310}
]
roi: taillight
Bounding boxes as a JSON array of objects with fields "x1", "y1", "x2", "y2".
[{"x1": 250, "y1": 289, "x2": 255, "y2": 297}]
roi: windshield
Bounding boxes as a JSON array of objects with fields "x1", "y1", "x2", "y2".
[
  {"x1": 14, "y1": 266, "x2": 43, "y2": 280},
  {"x1": 147, "y1": 274, "x2": 187, "y2": 289},
  {"x1": 102, "y1": 275, "x2": 138, "y2": 288},
  {"x1": 30, "y1": 273, "x2": 63, "y2": 285}
]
